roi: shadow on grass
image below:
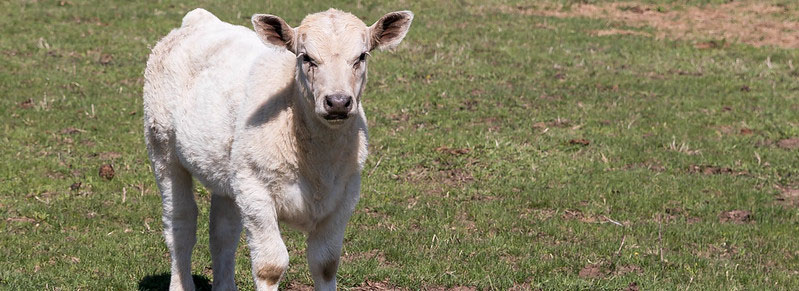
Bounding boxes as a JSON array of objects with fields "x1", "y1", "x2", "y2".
[{"x1": 138, "y1": 273, "x2": 212, "y2": 291}]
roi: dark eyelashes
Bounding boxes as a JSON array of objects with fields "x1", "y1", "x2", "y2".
[
  {"x1": 301, "y1": 53, "x2": 317, "y2": 67},
  {"x1": 300, "y1": 52, "x2": 367, "y2": 68}
]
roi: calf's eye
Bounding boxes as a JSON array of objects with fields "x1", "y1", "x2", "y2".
[
  {"x1": 354, "y1": 53, "x2": 368, "y2": 69},
  {"x1": 302, "y1": 54, "x2": 317, "y2": 67}
]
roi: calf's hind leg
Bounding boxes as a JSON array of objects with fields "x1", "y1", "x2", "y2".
[{"x1": 147, "y1": 132, "x2": 199, "y2": 291}]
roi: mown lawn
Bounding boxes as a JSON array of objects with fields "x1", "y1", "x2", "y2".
[{"x1": 1, "y1": 0, "x2": 798, "y2": 290}]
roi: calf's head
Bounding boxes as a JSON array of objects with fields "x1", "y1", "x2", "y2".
[{"x1": 252, "y1": 9, "x2": 413, "y2": 126}]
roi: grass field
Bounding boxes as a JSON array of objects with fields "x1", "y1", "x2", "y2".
[{"x1": 2, "y1": 0, "x2": 799, "y2": 290}]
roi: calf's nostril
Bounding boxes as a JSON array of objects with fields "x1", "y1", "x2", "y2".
[{"x1": 324, "y1": 94, "x2": 353, "y2": 115}]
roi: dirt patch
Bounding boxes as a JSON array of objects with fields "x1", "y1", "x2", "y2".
[
  {"x1": 454, "y1": 211, "x2": 477, "y2": 231},
  {"x1": 486, "y1": 2, "x2": 799, "y2": 49},
  {"x1": 341, "y1": 249, "x2": 395, "y2": 268},
  {"x1": 590, "y1": 29, "x2": 650, "y2": 37},
  {"x1": 714, "y1": 125, "x2": 756, "y2": 136},
  {"x1": 98, "y1": 164, "x2": 115, "y2": 180},
  {"x1": 60, "y1": 127, "x2": 85, "y2": 134},
  {"x1": 695, "y1": 242, "x2": 740, "y2": 259},
  {"x1": 775, "y1": 185, "x2": 799, "y2": 207},
  {"x1": 94, "y1": 152, "x2": 122, "y2": 160},
  {"x1": 18, "y1": 99, "x2": 34, "y2": 109},
  {"x1": 624, "y1": 161, "x2": 665, "y2": 172},
  {"x1": 719, "y1": 210, "x2": 753, "y2": 224},
  {"x1": 662, "y1": 206, "x2": 700, "y2": 224},
  {"x1": 561, "y1": 209, "x2": 599, "y2": 223},
  {"x1": 424, "y1": 286, "x2": 478, "y2": 291},
  {"x1": 688, "y1": 165, "x2": 747, "y2": 176},
  {"x1": 509, "y1": 282, "x2": 537, "y2": 291},
  {"x1": 438, "y1": 168, "x2": 474, "y2": 186},
  {"x1": 70, "y1": 182, "x2": 82, "y2": 191},
  {"x1": 578, "y1": 263, "x2": 609, "y2": 279},
  {"x1": 6, "y1": 217, "x2": 36, "y2": 223},
  {"x1": 777, "y1": 138, "x2": 799, "y2": 150},
  {"x1": 285, "y1": 281, "x2": 314, "y2": 290},
  {"x1": 625, "y1": 282, "x2": 640, "y2": 291},
  {"x1": 569, "y1": 139, "x2": 590, "y2": 146},
  {"x1": 614, "y1": 265, "x2": 643, "y2": 276},
  {"x1": 435, "y1": 146, "x2": 471, "y2": 155}
]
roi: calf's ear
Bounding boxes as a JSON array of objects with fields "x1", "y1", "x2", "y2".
[
  {"x1": 252, "y1": 14, "x2": 296, "y2": 53},
  {"x1": 369, "y1": 11, "x2": 414, "y2": 51}
]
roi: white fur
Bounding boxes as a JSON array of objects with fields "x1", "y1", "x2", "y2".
[{"x1": 143, "y1": 8, "x2": 412, "y2": 291}]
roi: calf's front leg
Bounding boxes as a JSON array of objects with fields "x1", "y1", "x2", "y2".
[
  {"x1": 235, "y1": 175, "x2": 289, "y2": 291},
  {"x1": 209, "y1": 194, "x2": 243, "y2": 290},
  {"x1": 306, "y1": 193, "x2": 358, "y2": 291}
]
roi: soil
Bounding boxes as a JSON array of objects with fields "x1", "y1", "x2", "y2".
[
  {"x1": 777, "y1": 138, "x2": 799, "y2": 150},
  {"x1": 719, "y1": 210, "x2": 753, "y2": 224},
  {"x1": 489, "y1": 2, "x2": 799, "y2": 49},
  {"x1": 578, "y1": 263, "x2": 609, "y2": 278},
  {"x1": 776, "y1": 185, "x2": 799, "y2": 207},
  {"x1": 98, "y1": 164, "x2": 115, "y2": 180}
]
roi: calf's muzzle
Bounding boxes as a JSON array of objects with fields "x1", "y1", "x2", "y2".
[{"x1": 323, "y1": 94, "x2": 353, "y2": 119}]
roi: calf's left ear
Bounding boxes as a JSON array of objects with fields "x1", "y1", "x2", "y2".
[
  {"x1": 369, "y1": 11, "x2": 414, "y2": 51},
  {"x1": 252, "y1": 14, "x2": 296, "y2": 53}
]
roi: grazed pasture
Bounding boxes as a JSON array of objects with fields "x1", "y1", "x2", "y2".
[{"x1": 1, "y1": 0, "x2": 798, "y2": 289}]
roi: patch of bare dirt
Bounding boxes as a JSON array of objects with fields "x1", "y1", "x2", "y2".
[
  {"x1": 341, "y1": 250, "x2": 395, "y2": 268},
  {"x1": 614, "y1": 265, "x2": 643, "y2": 276},
  {"x1": 509, "y1": 282, "x2": 538, "y2": 291},
  {"x1": 435, "y1": 146, "x2": 471, "y2": 155},
  {"x1": 18, "y1": 98, "x2": 34, "y2": 109},
  {"x1": 662, "y1": 206, "x2": 701, "y2": 224},
  {"x1": 533, "y1": 118, "x2": 572, "y2": 129},
  {"x1": 775, "y1": 185, "x2": 799, "y2": 207},
  {"x1": 590, "y1": 29, "x2": 650, "y2": 37},
  {"x1": 424, "y1": 286, "x2": 478, "y2": 291},
  {"x1": 438, "y1": 168, "x2": 474, "y2": 187},
  {"x1": 777, "y1": 138, "x2": 799, "y2": 150},
  {"x1": 561, "y1": 209, "x2": 599, "y2": 223},
  {"x1": 695, "y1": 242, "x2": 740, "y2": 259},
  {"x1": 98, "y1": 164, "x2": 115, "y2": 180},
  {"x1": 624, "y1": 161, "x2": 665, "y2": 172},
  {"x1": 578, "y1": 263, "x2": 609, "y2": 279},
  {"x1": 285, "y1": 281, "x2": 315, "y2": 290},
  {"x1": 569, "y1": 139, "x2": 590, "y2": 146},
  {"x1": 6, "y1": 216, "x2": 36, "y2": 223},
  {"x1": 688, "y1": 164, "x2": 747, "y2": 176},
  {"x1": 95, "y1": 152, "x2": 122, "y2": 160},
  {"x1": 60, "y1": 127, "x2": 85, "y2": 134},
  {"x1": 484, "y1": 2, "x2": 799, "y2": 49},
  {"x1": 719, "y1": 210, "x2": 753, "y2": 224},
  {"x1": 98, "y1": 53, "x2": 113, "y2": 65},
  {"x1": 714, "y1": 125, "x2": 756, "y2": 136},
  {"x1": 625, "y1": 282, "x2": 640, "y2": 291}
]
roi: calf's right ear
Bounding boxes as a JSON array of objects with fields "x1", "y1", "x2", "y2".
[{"x1": 252, "y1": 14, "x2": 296, "y2": 53}]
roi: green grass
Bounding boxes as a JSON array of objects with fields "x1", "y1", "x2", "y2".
[{"x1": 2, "y1": 0, "x2": 798, "y2": 289}]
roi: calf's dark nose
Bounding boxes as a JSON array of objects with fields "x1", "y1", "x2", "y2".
[{"x1": 324, "y1": 94, "x2": 353, "y2": 117}]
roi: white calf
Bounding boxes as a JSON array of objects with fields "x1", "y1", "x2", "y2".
[{"x1": 143, "y1": 8, "x2": 412, "y2": 291}]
